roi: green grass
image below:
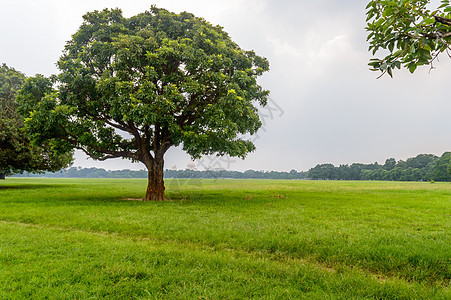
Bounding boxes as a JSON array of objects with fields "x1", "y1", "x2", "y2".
[{"x1": 0, "y1": 178, "x2": 449, "y2": 299}]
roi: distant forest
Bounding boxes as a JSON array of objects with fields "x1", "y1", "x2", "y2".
[
  {"x1": 308, "y1": 152, "x2": 451, "y2": 182},
  {"x1": 15, "y1": 167, "x2": 308, "y2": 180},
  {"x1": 13, "y1": 152, "x2": 451, "y2": 182}
]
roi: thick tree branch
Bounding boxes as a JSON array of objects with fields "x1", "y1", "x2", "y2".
[
  {"x1": 125, "y1": 120, "x2": 155, "y2": 164},
  {"x1": 80, "y1": 147, "x2": 138, "y2": 161},
  {"x1": 55, "y1": 125, "x2": 140, "y2": 161},
  {"x1": 435, "y1": 15, "x2": 451, "y2": 26}
]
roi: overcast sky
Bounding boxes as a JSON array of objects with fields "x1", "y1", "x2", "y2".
[{"x1": 1, "y1": 0, "x2": 451, "y2": 171}]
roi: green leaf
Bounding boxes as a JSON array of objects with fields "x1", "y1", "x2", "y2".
[
  {"x1": 365, "y1": 2, "x2": 374, "y2": 9},
  {"x1": 387, "y1": 67, "x2": 393, "y2": 77},
  {"x1": 375, "y1": 18, "x2": 385, "y2": 27},
  {"x1": 408, "y1": 63, "x2": 417, "y2": 73},
  {"x1": 422, "y1": 17, "x2": 435, "y2": 25},
  {"x1": 388, "y1": 42, "x2": 395, "y2": 52}
]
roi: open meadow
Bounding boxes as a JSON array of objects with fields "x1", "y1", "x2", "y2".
[{"x1": 0, "y1": 178, "x2": 449, "y2": 299}]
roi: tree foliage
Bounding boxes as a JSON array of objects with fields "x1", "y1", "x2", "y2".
[
  {"x1": 366, "y1": 0, "x2": 451, "y2": 77},
  {"x1": 18, "y1": 7, "x2": 269, "y2": 200},
  {"x1": 0, "y1": 64, "x2": 73, "y2": 179}
]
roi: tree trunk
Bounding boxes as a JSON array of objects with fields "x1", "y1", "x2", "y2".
[
  {"x1": 144, "y1": 156, "x2": 166, "y2": 201},
  {"x1": 0, "y1": 173, "x2": 5, "y2": 180}
]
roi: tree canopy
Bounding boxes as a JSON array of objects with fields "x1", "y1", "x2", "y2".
[
  {"x1": 18, "y1": 7, "x2": 269, "y2": 200},
  {"x1": 366, "y1": 0, "x2": 451, "y2": 77},
  {"x1": 0, "y1": 64, "x2": 73, "y2": 179}
]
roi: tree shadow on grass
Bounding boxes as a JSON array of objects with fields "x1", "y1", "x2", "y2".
[{"x1": 0, "y1": 184, "x2": 73, "y2": 190}]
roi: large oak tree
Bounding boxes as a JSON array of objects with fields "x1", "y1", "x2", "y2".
[
  {"x1": 18, "y1": 7, "x2": 269, "y2": 200},
  {"x1": 0, "y1": 64, "x2": 73, "y2": 179}
]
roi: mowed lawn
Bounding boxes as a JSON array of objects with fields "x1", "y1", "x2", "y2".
[{"x1": 0, "y1": 178, "x2": 449, "y2": 299}]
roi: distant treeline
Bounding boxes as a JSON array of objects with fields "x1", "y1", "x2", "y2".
[
  {"x1": 308, "y1": 152, "x2": 451, "y2": 182},
  {"x1": 14, "y1": 167, "x2": 308, "y2": 180},
  {"x1": 165, "y1": 169, "x2": 308, "y2": 180},
  {"x1": 13, "y1": 152, "x2": 451, "y2": 181}
]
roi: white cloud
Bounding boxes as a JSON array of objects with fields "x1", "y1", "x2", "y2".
[{"x1": 266, "y1": 32, "x2": 357, "y2": 78}]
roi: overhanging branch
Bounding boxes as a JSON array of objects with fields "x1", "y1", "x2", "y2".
[
  {"x1": 81, "y1": 147, "x2": 139, "y2": 161},
  {"x1": 435, "y1": 16, "x2": 451, "y2": 26},
  {"x1": 55, "y1": 128, "x2": 140, "y2": 162}
]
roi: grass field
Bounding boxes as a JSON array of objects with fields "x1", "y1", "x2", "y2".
[{"x1": 0, "y1": 178, "x2": 449, "y2": 299}]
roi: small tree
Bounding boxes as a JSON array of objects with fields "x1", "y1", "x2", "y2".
[
  {"x1": 0, "y1": 64, "x2": 73, "y2": 179},
  {"x1": 18, "y1": 7, "x2": 269, "y2": 200},
  {"x1": 366, "y1": 0, "x2": 451, "y2": 77}
]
